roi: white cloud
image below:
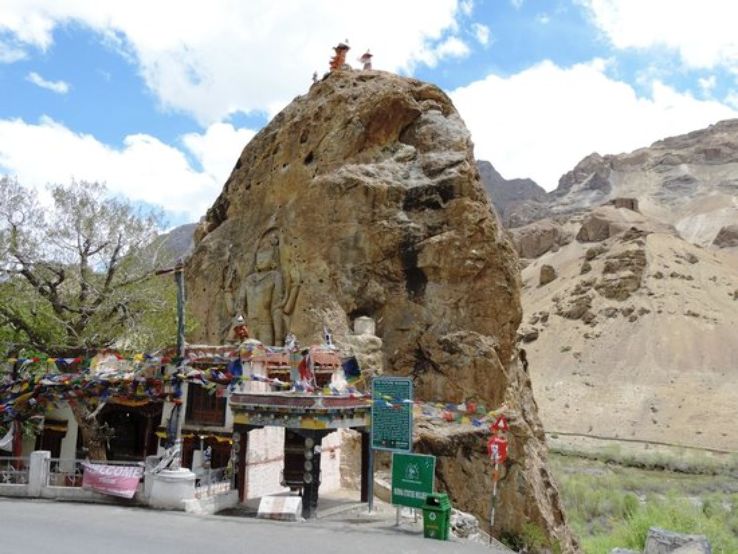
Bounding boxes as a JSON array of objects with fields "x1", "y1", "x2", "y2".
[
  {"x1": 0, "y1": 0, "x2": 468, "y2": 125},
  {"x1": 472, "y1": 23, "x2": 490, "y2": 46},
  {"x1": 433, "y1": 36, "x2": 470, "y2": 62},
  {"x1": 182, "y1": 123, "x2": 255, "y2": 183},
  {"x1": 580, "y1": 0, "x2": 738, "y2": 70},
  {"x1": 511, "y1": 0, "x2": 524, "y2": 9},
  {"x1": 0, "y1": 116, "x2": 256, "y2": 220},
  {"x1": 698, "y1": 75, "x2": 716, "y2": 96},
  {"x1": 725, "y1": 91, "x2": 738, "y2": 110},
  {"x1": 451, "y1": 59, "x2": 738, "y2": 189},
  {"x1": 536, "y1": 13, "x2": 550, "y2": 25},
  {"x1": 26, "y1": 71, "x2": 69, "y2": 93},
  {"x1": 0, "y1": 38, "x2": 26, "y2": 62}
]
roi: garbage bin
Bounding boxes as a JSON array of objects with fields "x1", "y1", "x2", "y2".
[{"x1": 422, "y1": 493, "x2": 452, "y2": 540}]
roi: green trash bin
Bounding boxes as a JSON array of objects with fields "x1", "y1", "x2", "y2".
[{"x1": 422, "y1": 493, "x2": 452, "y2": 540}]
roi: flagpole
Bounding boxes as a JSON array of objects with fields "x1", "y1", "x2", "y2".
[
  {"x1": 173, "y1": 259, "x2": 186, "y2": 467},
  {"x1": 11, "y1": 359, "x2": 22, "y2": 464}
]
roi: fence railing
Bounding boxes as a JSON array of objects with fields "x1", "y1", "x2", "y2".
[
  {"x1": 4, "y1": 454, "x2": 231, "y2": 498},
  {"x1": 194, "y1": 467, "x2": 232, "y2": 497},
  {"x1": 0, "y1": 457, "x2": 29, "y2": 485}
]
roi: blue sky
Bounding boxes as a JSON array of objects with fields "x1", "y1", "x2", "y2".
[{"x1": 1, "y1": 1, "x2": 737, "y2": 226}]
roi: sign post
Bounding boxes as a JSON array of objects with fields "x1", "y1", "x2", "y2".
[
  {"x1": 370, "y1": 377, "x2": 414, "y2": 517},
  {"x1": 371, "y1": 377, "x2": 413, "y2": 451},
  {"x1": 391, "y1": 452, "x2": 435, "y2": 509}
]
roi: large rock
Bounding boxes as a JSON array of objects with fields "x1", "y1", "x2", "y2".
[
  {"x1": 186, "y1": 70, "x2": 577, "y2": 551},
  {"x1": 540, "y1": 264, "x2": 557, "y2": 286},
  {"x1": 712, "y1": 224, "x2": 738, "y2": 248},
  {"x1": 415, "y1": 407, "x2": 575, "y2": 553},
  {"x1": 510, "y1": 219, "x2": 571, "y2": 258},
  {"x1": 644, "y1": 527, "x2": 711, "y2": 554}
]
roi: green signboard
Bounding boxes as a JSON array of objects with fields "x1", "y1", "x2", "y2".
[
  {"x1": 371, "y1": 377, "x2": 413, "y2": 451},
  {"x1": 391, "y1": 452, "x2": 436, "y2": 508}
]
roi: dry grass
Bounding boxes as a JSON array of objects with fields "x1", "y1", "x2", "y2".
[{"x1": 550, "y1": 453, "x2": 738, "y2": 553}]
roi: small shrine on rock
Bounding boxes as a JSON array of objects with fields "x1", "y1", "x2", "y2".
[{"x1": 329, "y1": 41, "x2": 350, "y2": 71}]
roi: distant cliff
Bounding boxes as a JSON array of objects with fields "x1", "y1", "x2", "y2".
[{"x1": 477, "y1": 160, "x2": 548, "y2": 227}]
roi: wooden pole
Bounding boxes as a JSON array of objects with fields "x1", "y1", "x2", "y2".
[
  {"x1": 11, "y1": 360, "x2": 22, "y2": 464},
  {"x1": 175, "y1": 259, "x2": 185, "y2": 362},
  {"x1": 490, "y1": 461, "x2": 499, "y2": 544}
]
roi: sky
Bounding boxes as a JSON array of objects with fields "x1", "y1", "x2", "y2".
[{"x1": 2, "y1": 0, "x2": 738, "y2": 226}]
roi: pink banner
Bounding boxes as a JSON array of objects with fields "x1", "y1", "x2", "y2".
[{"x1": 82, "y1": 463, "x2": 143, "y2": 499}]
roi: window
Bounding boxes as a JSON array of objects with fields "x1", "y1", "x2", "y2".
[{"x1": 185, "y1": 384, "x2": 227, "y2": 426}]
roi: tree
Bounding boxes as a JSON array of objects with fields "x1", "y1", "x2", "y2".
[{"x1": 0, "y1": 177, "x2": 181, "y2": 459}]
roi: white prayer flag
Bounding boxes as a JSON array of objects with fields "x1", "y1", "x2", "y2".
[{"x1": 0, "y1": 428, "x2": 13, "y2": 451}]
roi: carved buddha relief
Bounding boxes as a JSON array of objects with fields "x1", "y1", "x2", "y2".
[{"x1": 226, "y1": 227, "x2": 299, "y2": 346}]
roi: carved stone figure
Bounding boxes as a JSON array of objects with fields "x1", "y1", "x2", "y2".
[{"x1": 232, "y1": 228, "x2": 299, "y2": 346}]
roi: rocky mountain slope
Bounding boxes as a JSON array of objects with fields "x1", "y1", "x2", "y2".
[
  {"x1": 185, "y1": 70, "x2": 577, "y2": 550},
  {"x1": 490, "y1": 119, "x2": 738, "y2": 245},
  {"x1": 501, "y1": 120, "x2": 738, "y2": 453},
  {"x1": 477, "y1": 160, "x2": 548, "y2": 227},
  {"x1": 521, "y1": 207, "x2": 738, "y2": 452},
  {"x1": 146, "y1": 223, "x2": 196, "y2": 266}
]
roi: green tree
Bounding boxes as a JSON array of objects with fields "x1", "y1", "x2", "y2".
[{"x1": 0, "y1": 177, "x2": 182, "y2": 458}]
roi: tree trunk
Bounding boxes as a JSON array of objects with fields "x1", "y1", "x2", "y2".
[{"x1": 68, "y1": 401, "x2": 108, "y2": 461}]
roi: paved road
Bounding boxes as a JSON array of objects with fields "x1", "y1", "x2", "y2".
[{"x1": 0, "y1": 498, "x2": 507, "y2": 554}]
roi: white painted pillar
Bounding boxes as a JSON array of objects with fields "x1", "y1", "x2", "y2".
[{"x1": 28, "y1": 450, "x2": 50, "y2": 497}]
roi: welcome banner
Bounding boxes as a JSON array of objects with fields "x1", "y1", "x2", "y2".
[{"x1": 82, "y1": 463, "x2": 143, "y2": 499}]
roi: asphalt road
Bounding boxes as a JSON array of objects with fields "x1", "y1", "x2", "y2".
[{"x1": 0, "y1": 498, "x2": 508, "y2": 554}]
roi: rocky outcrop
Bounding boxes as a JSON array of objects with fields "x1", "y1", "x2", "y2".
[
  {"x1": 510, "y1": 219, "x2": 571, "y2": 259},
  {"x1": 594, "y1": 244, "x2": 647, "y2": 301},
  {"x1": 416, "y1": 415, "x2": 576, "y2": 553},
  {"x1": 554, "y1": 152, "x2": 612, "y2": 198},
  {"x1": 539, "y1": 264, "x2": 557, "y2": 286},
  {"x1": 186, "y1": 70, "x2": 575, "y2": 549},
  {"x1": 520, "y1": 206, "x2": 738, "y2": 453},
  {"x1": 607, "y1": 197, "x2": 639, "y2": 211},
  {"x1": 644, "y1": 527, "x2": 711, "y2": 554},
  {"x1": 576, "y1": 206, "x2": 674, "y2": 243},
  {"x1": 712, "y1": 224, "x2": 738, "y2": 248}
]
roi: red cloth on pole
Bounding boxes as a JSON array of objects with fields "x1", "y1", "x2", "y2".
[{"x1": 487, "y1": 435, "x2": 508, "y2": 465}]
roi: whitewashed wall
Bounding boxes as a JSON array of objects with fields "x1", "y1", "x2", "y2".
[
  {"x1": 318, "y1": 430, "x2": 342, "y2": 493},
  {"x1": 243, "y1": 426, "x2": 287, "y2": 499}
]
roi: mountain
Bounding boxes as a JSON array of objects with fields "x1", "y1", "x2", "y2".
[
  {"x1": 503, "y1": 120, "x2": 738, "y2": 453},
  {"x1": 477, "y1": 160, "x2": 549, "y2": 227},
  {"x1": 548, "y1": 119, "x2": 738, "y2": 247},
  {"x1": 495, "y1": 119, "x2": 738, "y2": 244},
  {"x1": 143, "y1": 223, "x2": 197, "y2": 268},
  {"x1": 160, "y1": 223, "x2": 197, "y2": 260}
]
